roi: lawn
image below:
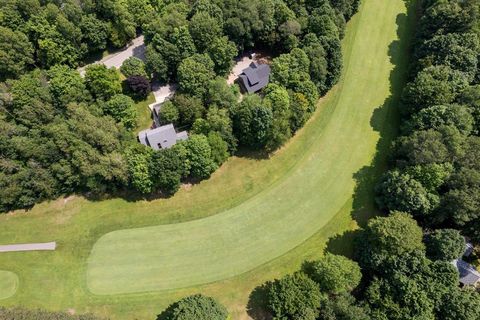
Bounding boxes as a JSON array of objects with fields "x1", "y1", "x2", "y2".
[
  {"x1": 0, "y1": 271, "x2": 18, "y2": 300},
  {"x1": 0, "y1": 0, "x2": 415, "y2": 318},
  {"x1": 134, "y1": 92, "x2": 156, "y2": 134}
]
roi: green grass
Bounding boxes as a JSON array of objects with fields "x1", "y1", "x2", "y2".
[
  {"x1": 0, "y1": 271, "x2": 18, "y2": 300},
  {"x1": 134, "y1": 92, "x2": 156, "y2": 134},
  {"x1": 0, "y1": 0, "x2": 415, "y2": 318}
]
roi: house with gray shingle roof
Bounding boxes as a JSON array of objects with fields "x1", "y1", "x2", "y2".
[
  {"x1": 238, "y1": 63, "x2": 271, "y2": 93},
  {"x1": 452, "y1": 259, "x2": 480, "y2": 286},
  {"x1": 138, "y1": 124, "x2": 187, "y2": 150}
]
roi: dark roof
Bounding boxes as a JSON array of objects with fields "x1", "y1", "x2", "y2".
[
  {"x1": 239, "y1": 63, "x2": 271, "y2": 93},
  {"x1": 452, "y1": 259, "x2": 480, "y2": 286},
  {"x1": 138, "y1": 124, "x2": 188, "y2": 150}
]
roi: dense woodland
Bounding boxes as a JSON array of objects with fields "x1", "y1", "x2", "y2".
[{"x1": 0, "y1": 0, "x2": 354, "y2": 211}]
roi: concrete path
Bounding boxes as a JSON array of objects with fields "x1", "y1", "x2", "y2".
[
  {"x1": 79, "y1": 35, "x2": 146, "y2": 76},
  {"x1": 0, "y1": 242, "x2": 56, "y2": 253}
]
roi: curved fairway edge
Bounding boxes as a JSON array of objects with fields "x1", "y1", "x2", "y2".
[
  {"x1": 87, "y1": 0, "x2": 408, "y2": 295},
  {"x1": 0, "y1": 271, "x2": 19, "y2": 300}
]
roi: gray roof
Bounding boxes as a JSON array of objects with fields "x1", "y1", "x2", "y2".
[
  {"x1": 138, "y1": 124, "x2": 187, "y2": 150},
  {"x1": 452, "y1": 259, "x2": 480, "y2": 286},
  {"x1": 464, "y1": 242, "x2": 474, "y2": 257},
  {"x1": 239, "y1": 63, "x2": 271, "y2": 93}
]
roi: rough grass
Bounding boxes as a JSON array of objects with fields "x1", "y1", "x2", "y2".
[
  {"x1": 0, "y1": 0, "x2": 415, "y2": 318},
  {"x1": 0, "y1": 271, "x2": 18, "y2": 300}
]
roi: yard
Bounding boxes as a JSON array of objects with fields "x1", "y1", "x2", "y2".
[{"x1": 0, "y1": 0, "x2": 414, "y2": 318}]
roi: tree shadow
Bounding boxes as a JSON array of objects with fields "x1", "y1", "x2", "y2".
[
  {"x1": 155, "y1": 301, "x2": 178, "y2": 320},
  {"x1": 246, "y1": 282, "x2": 273, "y2": 320},
  {"x1": 325, "y1": 229, "x2": 362, "y2": 259},
  {"x1": 322, "y1": 1, "x2": 418, "y2": 260},
  {"x1": 349, "y1": 3, "x2": 417, "y2": 229}
]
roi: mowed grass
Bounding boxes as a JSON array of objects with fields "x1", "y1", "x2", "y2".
[
  {"x1": 86, "y1": 0, "x2": 409, "y2": 295},
  {"x1": 0, "y1": 0, "x2": 414, "y2": 318},
  {"x1": 0, "y1": 271, "x2": 18, "y2": 300}
]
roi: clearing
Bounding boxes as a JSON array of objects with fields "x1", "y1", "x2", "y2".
[{"x1": 0, "y1": 0, "x2": 414, "y2": 318}]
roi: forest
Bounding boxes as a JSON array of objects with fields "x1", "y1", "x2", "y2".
[{"x1": 0, "y1": 0, "x2": 356, "y2": 212}]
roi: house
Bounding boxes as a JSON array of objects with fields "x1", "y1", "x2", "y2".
[
  {"x1": 452, "y1": 259, "x2": 480, "y2": 286},
  {"x1": 238, "y1": 62, "x2": 271, "y2": 93},
  {"x1": 138, "y1": 124, "x2": 187, "y2": 150}
]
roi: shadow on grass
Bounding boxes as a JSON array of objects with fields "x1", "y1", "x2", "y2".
[
  {"x1": 246, "y1": 283, "x2": 273, "y2": 320},
  {"x1": 324, "y1": 1, "x2": 418, "y2": 261}
]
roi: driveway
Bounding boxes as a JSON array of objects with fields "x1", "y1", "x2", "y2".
[{"x1": 79, "y1": 35, "x2": 146, "y2": 76}]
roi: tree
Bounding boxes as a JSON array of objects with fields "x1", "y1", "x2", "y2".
[
  {"x1": 201, "y1": 106, "x2": 237, "y2": 153},
  {"x1": 306, "y1": 254, "x2": 362, "y2": 294},
  {"x1": 403, "y1": 104, "x2": 474, "y2": 135},
  {"x1": 120, "y1": 57, "x2": 147, "y2": 78},
  {"x1": 394, "y1": 129, "x2": 452, "y2": 166},
  {"x1": 124, "y1": 75, "x2": 151, "y2": 99},
  {"x1": 205, "y1": 78, "x2": 239, "y2": 109},
  {"x1": 437, "y1": 288, "x2": 480, "y2": 320},
  {"x1": 149, "y1": 148, "x2": 184, "y2": 195},
  {"x1": 415, "y1": 33, "x2": 479, "y2": 81},
  {"x1": 145, "y1": 44, "x2": 169, "y2": 82},
  {"x1": 302, "y1": 33, "x2": 329, "y2": 93},
  {"x1": 125, "y1": 143, "x2": 154, "y2": 194},
  {"x1": 158, "y1": 101, "x2": 179, "y2": 125},
  {"x1": 425, "y1": 229, "x2": 465, "y2": 261},
  {"x1": 171, "y1": 26, "x2": 197, "y2": 61},
  {"x1": 267, "y1": 272, "x2": 323, "y2": 320},
  {"x1": 330, "y1": 0, "x2": 361, "y2": 20},
  {"x1": 182, "y1": 134, "x2": 217, "y2": 179},
  {"x1": 232, "y1": 94, "x2": 273, "y2": 149},
  {"x1": 207, "y1": 132, "x2": 229, "y2": 166},
  {"x1": 188, "y1": 12, "x2": 222, "y2": 51},
  {"x1": 177, "y1": 54, "x2": 215, "y2": 98},
  {"x1": 206, "y1": 36, "x2": 238, "y2": 76},
  {"x1": 289, "y1": 91, "x2": 310, "y2": 132},
  {"x1": 161, "y1": 294, "x2": 229, "y2": 320},
  {"x1": 404, "y1": 163, "x2": 453, "y2": 192},
  {"x1": 263, "y1": 84, "x2": 292, "y2": 152},
  {"x1": 441, "y1": 187, "x2": 480, "y2": 227},
  {"x1": 402, "y1": 65, "x2": 469, "y2": 115},
  {"x1": 80, "y1": 14, "x2": 109, "y2": 53},
  {"x1": 173, "y1": 94, "x2": 205, "y2": 128},
  {"x1": 357, "y1": 212, "x2": 425, "y2": 270},
  {"x1": 0, "y1": 26, "x2": 34, "y2": 80},
  {"x1": 318, "y1": 293, "x2": 370, "y2": 320},
  {"x1": 47, "y1": 65, "x2": 88, "y2": 108},
  {"x1": 103, "y1": 94, "x2": 137, "y2": 129},
  {"x1": 375, "y1": 170, "x2": 439, "y2": 217},
  {"x1": 84, "y1": 65, "x2": 122, "y2": 101}
]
